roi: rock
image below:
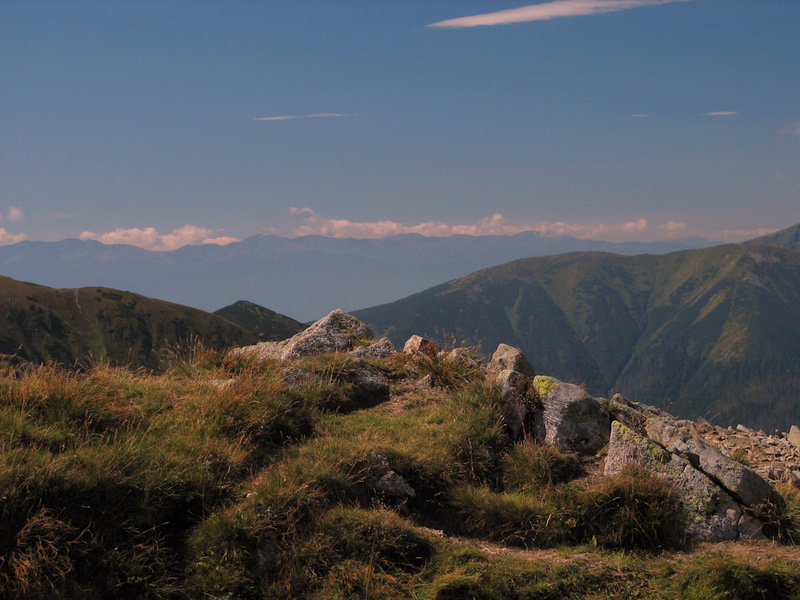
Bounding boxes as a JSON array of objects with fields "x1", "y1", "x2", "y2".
[
  {"x1": 351, "y1": 337, "x2": 396, "y2": 359},
  {"x1": 645, "y1": 416, "x2": 775, "y2": 508},
  {"x1": 403, "y1": 335, "x2": 439, "y2": 355},
  {"x1": 280, "y1": 309, "x2": 372, "y2": 359},
  {"x1": 360, "y1": 453, "x2": 416, "y2": 499},
  {"x1": 485, "y1": 344, "x2": 536, "y2": 380},
  {"x1": 349, "y1": 359, "x2": 390, "y2": 404},
  {"x1": 533, "y1": 375, "x2": 610, "y2": 455},
  {"x1": 416, "y1": 374, "x2": 435, "y2": 388},
  {"x1": 788, "y1": 425, "x2": 800, "y2": 448},
  {"x1": 604, "y1": 393, "x2": 662, "y2": 437},
  {"x1": 280, "y1": 366, "x2": 323, "y2": 386},
  {"x1": 371, "y1": 471, "x2": 416, "y2": 498},
  {"x1": 495, "y1": 369, "x2": 537, "y2": 439},
  {"x1": 232, "y1": 309, "x2": 372, "y2": 360},
  {"x1": 605, "y1": 421, "x2": 743, "y2": 542},
  {"x1": 447, "y1": 347, "x2": 481, "y2": 369}
]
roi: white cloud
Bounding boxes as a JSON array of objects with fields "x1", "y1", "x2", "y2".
[
  {"x1": 704, "y1": 111, "x2": 738, "y2": 116},
  {"x1": 429, "y1": 0, "x2": 690, "y2": 28},
  {"x1": 0, "y1": 228, "x2": 26, "y2": 245},
  {"x1": 79, "y1": 225, "x2": 240, "y2": 251},
  {"x1": 289, "y1": 207, "x2": 694, "y2": 242},
  {"x1": 255, "y1": 113, "x2": 349, "y2": 122}
]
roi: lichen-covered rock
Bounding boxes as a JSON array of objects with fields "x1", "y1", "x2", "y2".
[
  {"x1": 645, "y1": 416, "x2": 775, "y2": 509},
  {"x1": 605, "y1": 421, "x2": 745, "y2": 542},
  {"x1": 351, "y1": 337, "x2": 396, "y2": 359},
  {"x1": 604, "y1": 393, "x2": 666, "y2": 436},
  {"x1": 485, "y1": 344, "x2": 536, "y2": 380},
  {"x1": 534, "y1": 375, "x2": 610, "y2": 454}
]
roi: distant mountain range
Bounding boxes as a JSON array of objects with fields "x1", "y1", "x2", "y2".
[
  {"x1": 354, "y1": 225, "x2": 800, "y2": 432},
  {"x1": 0, "y1": 232, "x2": 714, "y2": 322},
  {"x1": 0, "y1": 276, "x2": 258, "y2": 370}
]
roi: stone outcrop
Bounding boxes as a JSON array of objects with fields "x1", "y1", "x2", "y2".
[
  {"x1": 533, "y1": 375, "x2": 611, "y2": 455},
  {"x1": 230, "y1": 312, "x2": 796, "y2": 545},
  {"x1": 605, "y1": 421, "x2": 746, "y2": 542},
  {"x1": 233, "y1": 309, "x2": 372, "y2": 361}
]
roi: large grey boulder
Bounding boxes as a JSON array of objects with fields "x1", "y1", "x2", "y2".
[
  {"x1": 485, "y1": 344, "x2": 536, "y2": 380},
  {"x1": 533, "y1": 376, "x2": 610, "y2": 455},
  {"x1": 281, "y1": 309, "x2": 372, "y2": 359},
  {"x1": 233, "y1": 309, "x2": 372, "y2": 360},
  {"x1": 605, "y1": 421, "x2": 744, "y2": 542},
  {"x1": 645, "y1": 416, "x2": 776, "y2": 509}
]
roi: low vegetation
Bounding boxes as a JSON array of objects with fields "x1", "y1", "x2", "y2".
[{"x1": 1, "y1": 346, "x2": 799, "y2": 599}]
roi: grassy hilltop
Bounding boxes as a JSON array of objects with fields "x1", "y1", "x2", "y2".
[
  {"x1": 0, "y1": 276, "x2": 258, "y2": 370},
  {"x1": 1, "y1": 343, "x2": 798, "y2": 599}
]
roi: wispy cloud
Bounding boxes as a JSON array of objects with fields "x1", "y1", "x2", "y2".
[
  {"x1": 780, "y1": 122, "x2": 800, "y2": 140},
  {"x1": 79, "y1": 225, "x2": 240, "y2": 251},
  {"x1": 289, "y1": 207, "x2": 694, "y2": 242},
  {"x1": 0, "y1": 228, "x2": 26, "y2": 245},
  {"x1": 255, "y1": 113, "x2": 349, "y2": 122},
  {"x1": 713, "y1": 227, "x2": 778, "y2": 243},
  {"x1": 428, "y1": 0, "x2": 690, "y2": 28},
  {"x1": 704, "y1": 111, "x2": 738, "y2": 116},
  {"x1": 5, "y1": 207, "x2": 24, "y2": 221}
]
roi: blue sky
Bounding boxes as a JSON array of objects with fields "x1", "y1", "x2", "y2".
[{"x1": 2, "y1": 0, "x2": 799, "y2": 250}]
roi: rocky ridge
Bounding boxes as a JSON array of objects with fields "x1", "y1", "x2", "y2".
[{"x1": 233, "y1": 309, "x2": 800, "y2": 544}]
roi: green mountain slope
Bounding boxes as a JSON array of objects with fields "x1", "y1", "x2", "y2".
[
  {"x1": 214, "y1": 300, "x2": 305, "y2": 340},
  {"x1": 0, "y1": 276, "x2": 258, "y2": 369},
  {"x1": 746, "y1": 223, "x2": 800, "y2": 250},
  {"x1": 354, "y1": 244, "x2": 800, "y2": 431}
]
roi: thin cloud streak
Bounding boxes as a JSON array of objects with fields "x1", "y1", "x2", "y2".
[
  {"x1": 429, "y1": 0, "x2": 690, "y2": 28},
  {"x1": 79, "y1": 225, "x2": 240, "y2": 251},
  {"x1": 704, "y1": 111, "x2": 738, "y2": 116},
  {"x1": 255, "y1": 113, "x2": 349, "y2": 122},
  {"x1": 289, "y1": 207, "x2": 699, "y2": 242}
]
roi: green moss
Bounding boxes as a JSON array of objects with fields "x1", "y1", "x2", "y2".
[{"x1": 533, "y1": 375, "x2": 558, "y2": 399}]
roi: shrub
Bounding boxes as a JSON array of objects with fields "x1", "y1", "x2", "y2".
[
  {"x1": 448, "y1": 484, "x2": 580, "y2": 547},
  {"x1": 502, "y1": 442, "x2": 583, "y2": 491},
  {"x1": 676, "y1": 553, "x2": 800, "y2": 600},
  {"x1": 756, "y1": 483, "x2": 800, "y2": 545},
  {"x1": 579, "y1": 465, "x2": 683, "y2": 550}
]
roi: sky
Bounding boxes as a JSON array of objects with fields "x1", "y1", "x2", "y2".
[{"x1": 2, "y1": 0, "x2": 799, "y2": 251}]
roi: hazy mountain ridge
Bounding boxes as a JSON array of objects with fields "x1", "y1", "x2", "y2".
[
  {"x1": 354, "y1": 241, "x2": 800, "y2": 431},
  {"x1": 0, "y1": 275, "x2": 258, "y2": 369},
  {"x1": 0, "y1": 232, "x2": 714, "y2": 321}
]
